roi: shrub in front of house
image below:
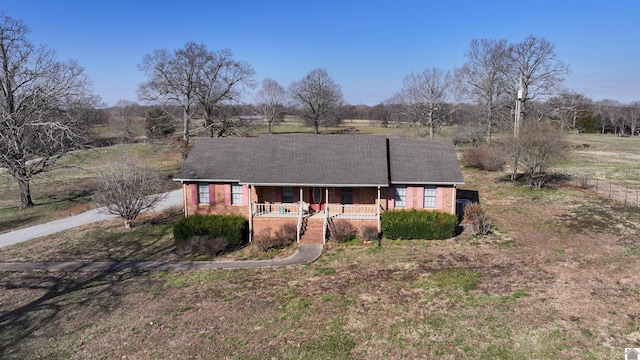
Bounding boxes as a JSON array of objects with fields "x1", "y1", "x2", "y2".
[
  {"x1": 381, "y1": 209, "x2": 458, "y2": 240},
  {"x1": 359, "y1": 225, "x2": 378, "y2": 242},
  {"x1": 173, "y1": 214, "x2": 249, "y2": 254},
  {"x1": 330, "y1": 220, "x2": 357, "y2": 243},
  {"x1": 254, "y1": 222, "x2": 297, "y2": 252}
]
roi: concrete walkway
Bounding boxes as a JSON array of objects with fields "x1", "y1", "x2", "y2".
[
  {"x1": 0, "y1": 244, "x2": 323, "y2": 272},
  {"x1": 0, "y1": 189, "x2": 184, "y2": 248}
]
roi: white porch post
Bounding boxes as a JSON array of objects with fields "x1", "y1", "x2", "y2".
[
  {"x1": 377, "y1": 186, "x2": 381, "y2": 233},
  {"x1": 300, "y1": 187, "x2": 304, "y2": 209},
  {"x1": 248, "y1": 184, "x2": 253, "y2": 242},
  {"x1": 325, "y1": 187, "x2": 329, "y2": 211}
]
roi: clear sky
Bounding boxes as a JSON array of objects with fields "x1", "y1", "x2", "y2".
[{"x1": 3, "y1": 0, "x2": 639, "y2": 106}]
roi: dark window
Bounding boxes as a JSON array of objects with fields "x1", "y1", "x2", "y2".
[
  {"x1": 282, "y1": 187, "x2": 294, "y2": 203},
  {"x1": 342, "y1": 187, "x2": 353, "y2": 204}
]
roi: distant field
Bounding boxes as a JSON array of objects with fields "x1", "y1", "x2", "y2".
[{"x1": 556, "y1": 134, "x2": 640, "y2": 191}]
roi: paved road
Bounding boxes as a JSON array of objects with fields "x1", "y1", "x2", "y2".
[
  {"x1": 0, "y1": 189, "x2": 183, "y2": 248},
  {"x1": 0, "y1": 244, "x2": 323, "y2": 272}
]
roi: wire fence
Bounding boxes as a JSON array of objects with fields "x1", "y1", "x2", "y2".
[{"x1": 568, "y1": 174, "x2": 640, "y2": 207}]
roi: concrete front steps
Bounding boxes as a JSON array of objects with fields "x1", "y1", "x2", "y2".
[{"x1": 299, "y1": 218, "x2": 325, "y2": 244}]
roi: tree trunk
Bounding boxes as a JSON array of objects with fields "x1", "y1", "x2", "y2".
[
  {"x1": 18, "y1": 178, "x2": 34, "y2": 209},
  {"x1": 182, "y1": 108, "x2": 190, "y2": 160},
  {"x1": 314, "y1": 121, "x2": 319, "y2": 135},
  {"x1": 124, "y1": 219, "x2": 132, "y2": 229}
]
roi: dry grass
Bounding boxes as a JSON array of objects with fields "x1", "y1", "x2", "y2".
[
  {"x1": 2, "y1": 167, "x2": 640, "y2": 359},
  {"x1": 0, "y1": 142, "x2": 181, "y2": 234}
]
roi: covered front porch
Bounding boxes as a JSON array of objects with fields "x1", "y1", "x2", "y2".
[{"x1": 248, "y1": 186, "x2": 383, "y2": 244}]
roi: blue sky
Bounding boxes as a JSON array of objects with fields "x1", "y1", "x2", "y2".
[{"x1": 3, "y1": 0, "x2": 639, "y2": 106}]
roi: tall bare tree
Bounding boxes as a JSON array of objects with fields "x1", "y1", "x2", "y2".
[
  {"x1": 509, "y1": 36, "x2": 570, "y2": 124},
  {"x1": 138, "y1": 42, "x2": 254, "y2": 158},
  {"x1": 0, "y1": 13, "x2": 96, "y2": 208},
  {"x1": 255, "y1": 78, "x2": 287, "y2": 133},
  {"x1": 396, "y1": 68, "x2": 454, "y2": 138},
  {"x1": 289, "y1": 68, "x2": 344, "y2": 134},
  {"x1": 195, "y1": 48, "x2": 255, "y2": 137},
  {"x1": 457, "y1": 39, "x2": 511, "y2": 144}
]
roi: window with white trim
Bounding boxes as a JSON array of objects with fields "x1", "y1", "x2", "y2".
[
  {"x1": 197, "y1": 183, "x2": 210, "y2": 204},
  {"x1": 394, "y1": 186, "x2": 406, "y2": 208},
  {"x1": 424, "y1": 186, "x2": 436, "y2": 208},
  {"x1": 342, "y1": 187, "x2": 353, "y2": 205},
  {"x1": 282, "y1": 187, "x2": 294, "y2": 203},
  {"x1": 231, "y1": 183, "x2": 243, "y2": 205}
]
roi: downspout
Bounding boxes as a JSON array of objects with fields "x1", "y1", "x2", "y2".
[
  {"x1": 183, "y1": 182, "x2": 188, "y2": 216},
  {"x1": 451, "y1": 185, "x2": 456, "y2": 214},
  {"x1": 248, "y1": 184, "x2": 253, "y2": 243},
  {"x1": 377, "y1": 186, "x2": 381, "y2": 233}
]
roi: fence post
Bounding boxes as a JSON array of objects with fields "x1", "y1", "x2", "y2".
[{"x1": 625, "y1": 185, "x2": 628, "y2": 204}]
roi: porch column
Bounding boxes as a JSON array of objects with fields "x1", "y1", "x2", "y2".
[
  {"x1": 377, "y1": 186, "x2": 381, "y2": 233},
  {"x1": 452, "y1": 185, "x2": 456, "y2": 214},
  {"x1": 300, "y1": 187, "x2": 304, "y2": 209},
  {"x1": 248, "y1": 184, "x2": 253, "y2": 242},
  {"x1": 325, "y1": 188, "x2": 329, "y2": 213}
]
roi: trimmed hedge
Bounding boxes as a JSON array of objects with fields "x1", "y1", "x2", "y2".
[
  {"x1": 173, "y1": 214, "x2": 249, "y2": 250},
  {"x1": 381, "y1": 209, "x2": 457, "y2": 240}
]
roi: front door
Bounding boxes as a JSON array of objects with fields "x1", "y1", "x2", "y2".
[{"x1": 310, "y1": 187, "x2": 324, "y2": 212}]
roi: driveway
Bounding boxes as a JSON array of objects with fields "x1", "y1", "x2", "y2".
[
  {"x1": 0, "y1": 189, "x2": 183, "y2": 248},
  {"x1": 0, "y1": 189, "x2": 323, "y2": 270}
]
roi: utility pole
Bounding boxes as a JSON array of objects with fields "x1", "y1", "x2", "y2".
[
  {"x1": 514, "y1": 74, "x2": 524, "y2": 138},
  {"x1": 511, "y1": 74, "x2": 524, "y2": 181}
]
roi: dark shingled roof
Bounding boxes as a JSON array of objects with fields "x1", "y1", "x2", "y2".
[
  {"x1": 174, "y1": 135, "x2": 464, "y2": 186},
  {"x1": 388, "y1": 138, "x2": 464, "y2": 184}
]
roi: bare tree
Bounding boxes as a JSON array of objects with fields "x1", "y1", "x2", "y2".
[
  {"x1": 509, "y1": 36, "x2": 570, "y2": 125},
  {"x1": 547, "y1": 91, "x2": 591, "y2": 132},
  {"x1": 504, "y1": 122, "x2": 567, "y2": 189},
  {"x1": 457, "y1": 39, "x2": 511, "y2": 144},
  {"x1": 396, "y1": 68, "x2": 455, "y2": 138},
  {"x1": 596, "y1": 99, "x2": 624, "y2": 135},
  {"x1": 111, "y1": 99, "x2": 143, "y2": 142},
  {"x1": 628, "y1": 101, "x2": 640, "y2": 136},
  {"x1": 255, "y1": 78, "x2": 287, "y2": 133},
  {"x1": 93, "y1": 160, "x2": 168, "y2": 228},
  {"x1": 289, "y1": 68, "x2": 344, "y2": 134},
  {"x1": 138, "y1": 42, "x2": 254, "y2": 158},
  {"x1": 0, "y1": 13, "x2": 97, "y2": 208},
  {"x1": 195, "y1": 48, "x2": 256, "y2": 137}
]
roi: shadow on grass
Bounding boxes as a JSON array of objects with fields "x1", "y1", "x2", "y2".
[
  {"x1": 0, "y1": 209, "x2": 184, "y2": 358},
  {"x1": 0, "y1": 215, "x2": 41, "y2": 234},
  {"x1": 0, "y1": 269, "x2": 142, "y2": 359}
]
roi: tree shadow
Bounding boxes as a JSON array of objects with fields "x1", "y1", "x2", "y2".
[
  {"x1": 0, "y1": 208, "x2": 183, "y2": 357},
  {"x1": 0, "y1": 269, "x2": 142, "y2": 358}
]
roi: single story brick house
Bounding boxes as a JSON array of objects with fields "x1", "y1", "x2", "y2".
[{"x1": 173, "y1": 134, "x2": 464, "y2": 244}]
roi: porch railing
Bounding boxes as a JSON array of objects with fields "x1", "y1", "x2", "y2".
[
  {"x1": 253, "y1": 203, "x2": 300, "y2": 217},
  {"x1": 326, "y1": 204, "x2": 378, "y2": 219}
]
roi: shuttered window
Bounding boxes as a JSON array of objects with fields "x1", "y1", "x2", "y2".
[
  {"x1": 231, "y1": 183, "x2": 243, "y2": 205},
  {"x1": 197, "y1": 183, "x2": 210, "y2": 204},
  {"x1": 424, "y1": 186, "x2": 436, "y2": 208}
]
